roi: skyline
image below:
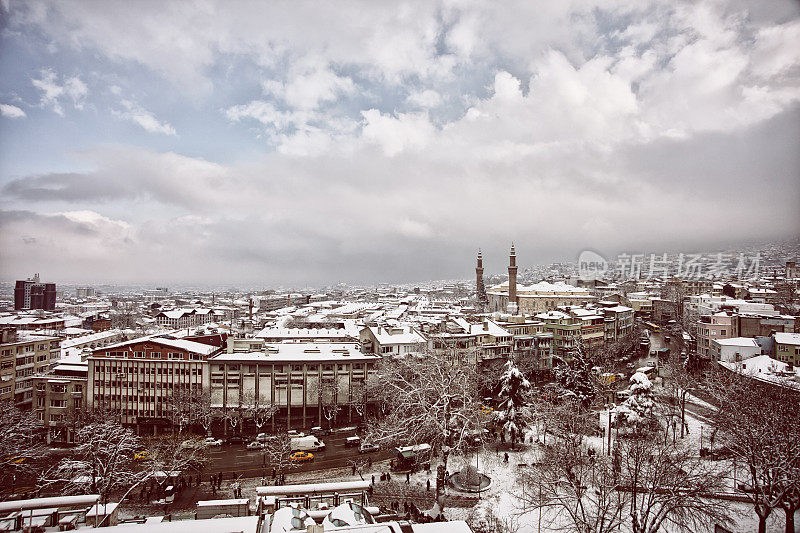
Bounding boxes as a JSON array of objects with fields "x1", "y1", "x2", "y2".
[{"x1": 1, "y1": 1, "x2": 799, "y2": 286}]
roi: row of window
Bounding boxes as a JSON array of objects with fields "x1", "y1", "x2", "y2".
[
  {"x1": 94, "y1": 380, "x2": 200, "y2": 389},
  {"x1": 103, "y1": 350, "x2": 201, "y2": 360},
  {"x1": 213, "y1": 363, "x2": 365, "y2": 373},
  {"x1": 95, "y1": 366, "x2": 201, "y2": 376}
]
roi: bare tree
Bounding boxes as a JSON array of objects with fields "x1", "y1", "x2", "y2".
[
  {"x1": 707, "y1": 368, "x2": 800, "y2": 533},
  {"x1": 262, "y1": 434, "x2": 297, "y2": 481},
  {"x1": 366, "y1": 348, "x2": 484, "y2": 470},
  {"x1": 242, "y1": 391, "x2": 278, "y2": 431},
  {"x1": 0, "y1": 400, "x2": 47, "y2": 495},
  {"x1": 518, "y1": 403, "x2": 628, "y2": 533},
  {"x1": 619, "y1": 436, "x2": 731, "y2": 533},
  {"x1": 39, "y1": 409, "x2": 142, "y2": 503},
  {"x1": 313, "y1": 378, "x2": 341, "y2": 429}
]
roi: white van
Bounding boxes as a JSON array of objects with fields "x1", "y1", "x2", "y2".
[{"x1": 290, "y1": 435, "x2": 326, "y2": 451}]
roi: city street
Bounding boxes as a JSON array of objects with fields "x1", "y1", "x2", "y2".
[{"x1": 201, "y1": 429, "x2": 393, "y2": 479}]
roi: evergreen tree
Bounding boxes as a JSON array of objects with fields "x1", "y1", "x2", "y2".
[
  {"x1": 612, "y1": 371, "x2": 655, "y2": 433},
  {"x1": 495, "y1": 359, "x2": 531, "y2": 448},
  {"x1": 552, "y1": 337, "x2": 597, "y2": 409}
]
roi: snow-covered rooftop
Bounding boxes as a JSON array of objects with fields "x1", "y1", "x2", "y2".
[{"x1": 774, "y1": 332, "x2": 800, "y2": 345}]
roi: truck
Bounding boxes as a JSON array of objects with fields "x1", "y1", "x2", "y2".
[{"x1": 290, "y1": 435, "x2": 326, "y2": 452}]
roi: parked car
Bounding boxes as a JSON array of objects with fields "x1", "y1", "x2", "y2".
[
  {"x1": 247, "y1": 441, "x2": 263, "y2": 450},
  {"x1": 310, "y1": 426, "x2": 330, "y2": 437},
  {"x1": 287, "y1": 430, "x2": 305, "y2": 438},
  {"x1": 290, "y1": 451, "x2": 314, "y2": 462},
  {"x1": 226, "y1": 435, "x2": 246, "y2": 445},
  {"x1": 181, "y1": 439, "x2": 203, "y2": 450},
  {"x1": 204, "y1": 437, "x2": 223, "y2": 446},
  {"x1": 345, "y1": 436, "x2": 362, "y2": 447},
  {"x1": 256, "y1": 433, "x2": 270, "y2": 443},
  {"x1": 359, "y1": 443, "x2": 379, "y2": 454},
  {"x1": 291, "y1": 435, "x2": 325, "y2": 451}
]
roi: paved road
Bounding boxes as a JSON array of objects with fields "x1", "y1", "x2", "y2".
[{"x1": 201, "y1": 429, "x2": 393, "y2": 479}]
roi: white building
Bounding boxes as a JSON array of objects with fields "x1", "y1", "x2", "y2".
[
  {"x1": 710, "y1": 337, "x2": 761, "y2": 362},
  {"x1": 359, "y1": 325, "x2": 426, "y2": 356}
]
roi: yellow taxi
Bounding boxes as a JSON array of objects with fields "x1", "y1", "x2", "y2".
[
  {"x1": 289, "y1": 451, "x2": 314, "y2": 463},
  {"x1": 134, "y1": 450, "x2": 151, "y2": 461}
]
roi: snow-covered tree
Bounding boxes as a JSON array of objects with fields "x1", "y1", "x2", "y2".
[
  {"x1": 707, "y1": 369, "x2": 800, "y2": 533},
  {"x1": 240, "y1": 391, "x2": 278, "y2": 431},
  {"x1": 314, "y1": 379, "x2": 341, "y2": 429},
  {"x1": 366, "y1": 348, "x2": 483, "y2": 469},
  {"x1": 40, "y1": 410, "x2": 142, "y2": 503},
  {"x1": 612, "y1": 372, "x2": 655, "y2": 433},
  {"x1": 0, "y1": 400, "x2": 46, "y2": 492},
  {"x1": 494, "y1": 360, "x2": 531, "y2": 448},
  {"x1": 552, "y1": 338, "x2": 598, "y2": 409},
  {"x1": 621, "y1": 437, "x2": 732, "y2": 533},
  {"x1": 262, "y1": 433, "x2": 297, "y2": 480}
]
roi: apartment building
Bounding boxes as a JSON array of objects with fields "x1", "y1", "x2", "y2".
[
  {"x1": 697, "y1": 312, "x2": 735, "y2": 360},
  {"x1": 14, "y1": 274, "x2": 56, "y2": 311},
  {"x1": 359, "y1": 325, "x2": 426, "y2": 356},
  {"x1": 87, "y1": 335, "x2": 222, "y2": 433},
  {"x1": 155, "y1": 308, "x2": 214, "y2": 329},
  {"x1": 775, "y1": 332, "x2": 800, "y2": 367},
  {"x1": 0, "y1": 328, "x2": 61, "y2": 407},
  {"x1": 709, "y1": 337, "x2": 761, "y2": 363},
  {"x1": 32, "y1": 361, "x2": 88, "y2": 443},
  {"x1": 427, "y1": 318, "x2": 513, "y2": 363}
]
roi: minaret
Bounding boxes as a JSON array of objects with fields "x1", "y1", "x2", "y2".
[
  {"x1": 476, "y1": 250, "x2": 487, "y2": 308},
  {"x1": 507, "y1": 243, "x2": 518, "y2": 315}
]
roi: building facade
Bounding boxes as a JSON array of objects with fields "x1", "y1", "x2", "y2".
[
  {"x1": 87, "y1": 336, "x2": 221, "y2": 433},
  {"x1": 0, "y1": 328, "x2": 61, "y2": 407},
  {"x1": 210, "y1": 343, "x2": 380, "y2": 430},
  {"x1": 32, "y1": 361, "x2": 88, "y2": 443},
  {"x1": 774, "y1": 332, "x2": 800, "y2": 367},
  {"x1": 14, "y1": 274, "x2": 56, "y2": 311}
]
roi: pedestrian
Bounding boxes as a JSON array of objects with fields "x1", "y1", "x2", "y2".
[
  {"x1": 426, "y1": 479, "x2": 430, "y2": 492},
  {"x1": 504, "y1": 452, "x2": 509, "y2": 463},
  {"x1": 352, "y1": 464, "x2": 356, "y2": 475},
  {"x1": 368, "y1": 457, "x2": 372, "y2": 468},
  {"x1": 272, "y1": 467, "x2": 276, "y2": 479},
  {"x1": 371, "y1": 475, "x2": 375, "y2": 486},
  {"x1": 386, "y1": 472, "x2": 391, "y2": 482},
  {"x1": 406, "y1": 472, "x2": 410, "y2": 484}
]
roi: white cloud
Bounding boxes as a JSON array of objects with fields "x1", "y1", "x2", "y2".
[
  {"x1": 113, "y1": 99, "x2": 177, "y2": 136},
  {"x1": 360, "y1": 109, "x2": 436, "y2": 157},
  {"x1": 0, "y1": 104, "x2": 26, "y2": 118},
  {"x1": 30, "y1": 68, "x2": 87, "y2": 115},
  {"x1": 407, "y1": 89, "x2": 443, "y2": 108},
  {"x1": 3, "y1": 0, "x2": 800, "y2": 285}
]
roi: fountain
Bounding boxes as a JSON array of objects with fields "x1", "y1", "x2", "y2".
[{"x1": 447, "y1": 464, "x2": 491, "y2": 493}]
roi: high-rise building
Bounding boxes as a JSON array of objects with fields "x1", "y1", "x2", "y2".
[{"x1": 14, "y1": 273, "x2": 56, "y2": 311}]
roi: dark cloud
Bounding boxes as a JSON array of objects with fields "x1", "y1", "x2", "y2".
[{"x1": 3, "y1": 172, "x2": 133, "y2": 202}]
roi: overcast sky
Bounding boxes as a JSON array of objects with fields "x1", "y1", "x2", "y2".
[{"x1": 0, "y1": 0, "x2": 798, "y2": 287}]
